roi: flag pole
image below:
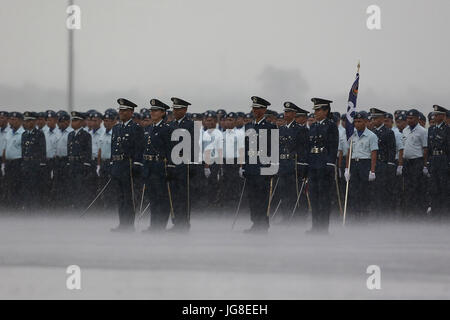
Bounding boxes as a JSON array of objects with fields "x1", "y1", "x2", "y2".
[
  {"x1": 67, "y1": 0, "x2": 75, "y2": 113},
  {"x1": 343, "y1": 138, "x2": 352, "y2": 226},
  {"x1": 343, "y1": 61, "x2": 360, "y2": 226}
]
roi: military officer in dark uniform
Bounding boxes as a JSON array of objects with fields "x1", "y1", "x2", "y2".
[
  {"x1": 277, "y1": 102, "x2": 309, "y2": 223},
  {"x1": 67, "y1": 111, "x2": 92, "y2": 209},
  {"x1": 295, "y1": 108, "x2": 309, "y2": 127},
  {"x1": 54, "y1": 111, "x2": 72, "y2": 208},
  {"x1": 306, "y1": 98, "x2": 339, "y2": 234},
  {"x1": 370, "y1": 108, "x2": 396, "y2": 217},
  {"x1": 240, "y1": 96, "x2": 277, "y2": 234},
  {"x1": 427, "y1": 105, "x2": 449, "y2": 218},
  {"x1": 167, "y1": 97, "x2": 195, "y2": 233},
  {"x1": 142, "y1": 99, "x2": 172, "y2": 233},
  {"x1": 67, "y1": 111, "x2": 92, "y2": 210},
  {"x1": 98, "y1": 110, "x2": 118, "y2": 210},
  {"x1": 21, "y1": 112, "x2": 46, "y2": 211},
  {"x1": 110, "y1": 98, "x2": 145, "y2": 232}
]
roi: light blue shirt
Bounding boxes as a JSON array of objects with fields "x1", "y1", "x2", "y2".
[
  {"x1": 90, "y1": 127, "x2": 105, "y2": 160},
  {"x1": 44, "y1": 127, "x2": 61, "y2": 159},
  {"x1": 5, "y1": 126, "x2": 25, "y2": 160},
  {"x1": 223, "y1": 128, "x2": 245, "y2": 160},
  {"x1": 99, "y1": 129, "x2": 112, "y2": 160},
  {"x1": 56, "y1": 127, "x2": 74, "y2": 157},
  {"x1": 40, "y1": 125, "x2": 49, "y2": 134},
  {"x1": 350, "y1": 127, "x2": 378, "y2": 159},
  {"x1": 403, "y1": 124, "x2": 427, "y2": 160},
  {"x1": 392, "y1": 127, "x2": 405, "y2": 160},
  {"x1": 0, "y1": 125, "x2": 11, "y2": 154}
]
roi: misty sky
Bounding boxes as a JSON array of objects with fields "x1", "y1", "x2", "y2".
[{"x1": 1, "y1": 0, "x2": 449, "y2": 114}]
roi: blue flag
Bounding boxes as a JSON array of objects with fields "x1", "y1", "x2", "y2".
[{"x1": 345, "y1": 73, "x2": 359, "y2": 140}]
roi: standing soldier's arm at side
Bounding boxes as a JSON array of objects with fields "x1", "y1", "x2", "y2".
[
  {"x1": 39, "y1": 130, "x2": 46, "y2": 163},
  {"x1": 371, "y1": 150, "x2": 377, "y2": 173},
  {"x1": 133, "y1": 124, "x2": 145, "y2": 165},
  {"x1": 327, "y1": 122, "x2": 339, "y2": 168},
  {"x1": 387, "y1": 130, "x2": 396, "y2": 164},
  {"x1": 83, "y1": 133, "x2": 92, "y2": 166}
]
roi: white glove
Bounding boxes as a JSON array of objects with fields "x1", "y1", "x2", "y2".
[
  {"x1": 204, "y1": 167, "x2": 211, "y2": 178},
  {"x1": 239, "y1": 167, "x2": 245, "y2": 179},
  {"x1": 96, "y1": 165, "x2": 101, "y2": 177},
  {"x1": 344, "y1": 168, "x2": 350, "y2": 182},
  {"x1": 423, "y1": 167, "x2": 430, "y2": 177},
  {"x1": 396, "y1": 166, "x2": 403, "y2": 176},
  {"x1": 50, "y1": 170, "x2": 54, "y2": 180},
  {"x1": 1, "y1": 163, "x2": 5, "y2": 177},
  {"x1": 369, "y1": 171, "x2": 376, "y2": 181}
]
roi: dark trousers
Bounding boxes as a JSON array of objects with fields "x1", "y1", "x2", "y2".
[
  {"x1": 308, "y1": 167, "x2": 334, "y2": 231},
  {"x1": 189, "y1": 164, "x2": 205, "y2": 211},
  {"x1": 99, "y1": 160, "x2": 117, "y2": 210},
  {"x1": 112, "y1": 163, "x2": 135, "y2": 227},
  {"x1": 404, "y1": 158, "x2": 425, "y2": 216},
  {"x1": 21, "y1": 160, "x2": 41, "y2": 211},
  {"x1": 429, "y1": 156, "x2": 449, "y2": 217},
  {"x1": 221, "y1": 163, "x2": 241, "y2": 212},
  {"x1": 246, "y1": 174, "x2": 271, "y2": 230},
  {"x1": 0, "y1": 171, "x2": 5, "y2": 209},
  {"x1": 348, "y1": 159, "x2": 371, "y2": 221},
  {"x1": 204, "y1": 164, "x2": 220, "y2": 208},
  {"x1": 168, "y1": 164, "x2": 190, "y2": 229},
  {"x1": 38, "y1": 160, "x2": 53, "y2": 210},
  {"x1": 279, "y1": 173, "x2": 298, "y2": 221},
  {"x1": 392, "y1": 160, "x2": 405, "y2": 215},
  {"x1": 53, "y1": 157, "x2": 70, "y2": 208},
  {"x1": 145, "y1": 161, "x2": 170, "y2": 230},
  {"x1": 68, "y1": 162, "x2": 90, "y2": 210},
  {"x1": 5, "y1": 159, "x2": 22, "y2": 209},
  {"x1": 373, "y1": 161, "x2": 396, "y2": 217}
]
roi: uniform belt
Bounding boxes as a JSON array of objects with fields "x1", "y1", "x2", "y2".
[
  {"x1": 280, "y1": 154, "x2": 295, "y2": 160},
  {"x1": 247, "y1": 150, "x2": 261, "y2": 157},
  {"x1": 112, "y1": 155, "x2": 126, "y2": 161},
  {"x1": 68, "y1": 156, "x2": 81, "y2": 161},
  {"x1": 143, "y1": 155, "x2": 164, "y2": 161},
  {"x1": 23, "y1": 157, "x2": 39, "y2": 161},
  {"x1": 432, "y1": 150, "x2": 444, "y2": 156},
  {"x1": 310, "y1": 147, "x2": 325, "y2": 154},
  {"x1": 351, "y1": 158, "x2": 370, "y2": 162},
  {"x1": 404, "y1": 157, "x2": 423, "y2": 162}
]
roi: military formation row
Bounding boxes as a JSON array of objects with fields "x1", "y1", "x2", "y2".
[{"x1": 0, "y1": 97, "x2": 449, "y2": 234}]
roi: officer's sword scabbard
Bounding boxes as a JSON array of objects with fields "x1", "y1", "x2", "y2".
[{"x1": 164, "y1": 159, "x2": 175, "y2": 221}]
